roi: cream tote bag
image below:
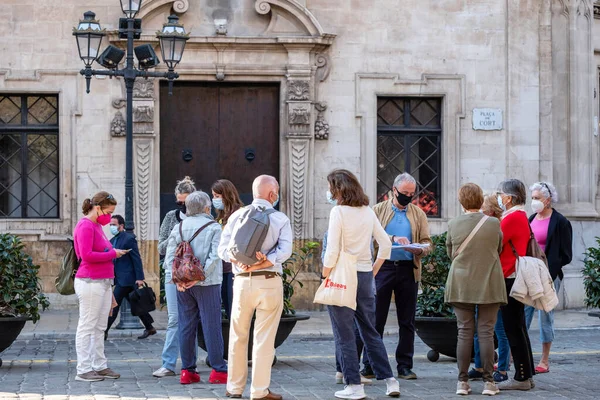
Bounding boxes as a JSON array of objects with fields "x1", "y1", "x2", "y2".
[{"x1": 313, "y1": 212, "x2": 359, "y2": 310}]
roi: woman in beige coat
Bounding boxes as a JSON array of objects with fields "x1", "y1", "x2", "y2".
[{"x1": 445, "y1": 183, "x2": 508, "y2": 396}]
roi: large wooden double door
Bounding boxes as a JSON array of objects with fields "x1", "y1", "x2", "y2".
[{"x1": 159, "y1": 82, "x2": 280, "y2": 222}]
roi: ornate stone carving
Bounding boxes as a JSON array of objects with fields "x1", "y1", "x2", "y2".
[
  {"x1": 112, "y1": 99, "x2": 126, "y2": 109},
  {"x1": 133, "y1": 105, "x2": 154, "y2": 123},
  {"x1": 314, "y1": 102, "x2": 329, "y2": 140},
  {"x1": 594, "y1": 1, "x2": 600, "y2": 19},
  {"x1": 315, "y1": 53, "x2": 331, "y2": 82},
  {"x1": 288, "y1": 104, "x2": 310, "y2": 125},
  {"x1": 254, "y1": 0, "x2": 326, "y2": 36},
  {"x1": 135, "y1": 142, "x2": 152, "y2": 241},
  {"x1": 287, "y1": 80, "x2": 310, "y2": 101},
  {"x1": 138, "y1": 0, "x2": 189, "y2": 19},
  {"x1": 110, "y1": 111, "x2": 126, "y2": 137},
  {"x1": 290, "y1": 140, "x2": 308, "y2": 239},
  {"x1": 133, "y1": 80, "x2": 154, "y2": 99}
]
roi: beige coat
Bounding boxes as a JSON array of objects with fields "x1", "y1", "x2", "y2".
[
  {"x1": 510, "y1": 256, "x2": 559, "y2": 313},
  {"x1": 445, "y1": 213, "x2": 507, "y2": 305},
  {"x1": 372, "y1": 200, "x2": 433, "y2": 282}
]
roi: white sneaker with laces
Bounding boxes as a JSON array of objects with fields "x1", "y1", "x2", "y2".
[
  {"x1": 456, "y1": 381, "x2": 472, "y2": 395},
  {"x1": 334, "y1": 384, "x2": 366, "y2": 400},
  {"x1": 482, "y1": 381, "x2": 500, "y2": 396},
  {"x1": 153, "y1": 367, "x2": 176, "y2": 378},
  {"x1": 385, "y1": 378, "x2": 400, "y2": 397}
]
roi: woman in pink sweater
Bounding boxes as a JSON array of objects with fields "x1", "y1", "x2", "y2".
[{"x1": 73, "y1": 191, "x2": 128, "y2": 382}]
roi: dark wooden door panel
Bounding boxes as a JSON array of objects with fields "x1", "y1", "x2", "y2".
[{"x1": 159, "y1": 82, "x2": 279, "y2": 222}]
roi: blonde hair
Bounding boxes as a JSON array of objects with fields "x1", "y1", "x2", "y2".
[
  {"x1": 174, "y1": 176, "x2": 196, "y2": 196},
  {"x1": 482, "y1": 193, "x2": 503, "y2": 219}
]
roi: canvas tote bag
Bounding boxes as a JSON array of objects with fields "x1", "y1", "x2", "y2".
[{"x1": 313, "y1": 211, "x2": 359, "y2": 310}]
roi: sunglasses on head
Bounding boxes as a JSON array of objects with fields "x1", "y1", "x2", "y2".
[
  {"x1": 540, "y1": 182, "x2": 552, "y2": 198},
  {"x1": 93, "y1": 193, "x2": 114, "y2": 206}
]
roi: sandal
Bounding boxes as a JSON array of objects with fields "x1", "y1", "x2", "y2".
[{"x1": 535, "y1": 365, "x2": 549, "y2": 373}]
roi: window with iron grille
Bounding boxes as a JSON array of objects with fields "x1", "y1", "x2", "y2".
[
  {"x1": 0, "y1": 94, "x2": 59, "y2": 218},
  {"x1": 377, "y1": 97, "x2": 442, "y2": 217}
]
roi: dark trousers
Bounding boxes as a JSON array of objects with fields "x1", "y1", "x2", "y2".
[
  {"x1": 221, "y1": 272, "x2": 234, "y2": 320},
  {"x1": 501, "y1": 278, "x2": 535, "y2": 381},
  {"x1": 335, "y1": 320, "x2": 364, "y2": 373},
  {"x1": 328, "y1": 271, "x2": 394, "y2": 384},
  {"x1": 177, "y1": 284, "x2": 227, "y2": 373},
  {"x1": 364, "y1": 260, "x2": 418, "y2": 372},
  {"x1": 106, "y1": 284, "x2": 154, "y2": 331}
]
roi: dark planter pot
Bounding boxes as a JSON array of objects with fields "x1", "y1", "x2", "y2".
[
  {"x1": 0, "y1": 316, "x2": 30, "y2": 368},
  {"x1": 198, "y1": 313, "x2": 310, "y2": 366},
  {"x1": 415, "y1": 316, "x2": 498, "y2": 362},
  {"x1": 588, "y1": 311, "x2": 600, "y2": 319}
]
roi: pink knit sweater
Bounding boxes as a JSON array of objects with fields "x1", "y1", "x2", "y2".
[{"x1": 73, "y1": 218, "x2": 116, "y2": 279}]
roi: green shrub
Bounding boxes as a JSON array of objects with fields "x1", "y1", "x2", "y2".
[
  {"x1": 583, "y1": 237, "x2": 600, "y2": 309},
  {"x1": 281, "y1": 241, "x2": 319, "y2": 315},
  {"x1": 416, "y1": 232, "x2": 454, "y2": 318},
  {"x1": 0, "y1": 234, "x2": 50, "y2": 322}
]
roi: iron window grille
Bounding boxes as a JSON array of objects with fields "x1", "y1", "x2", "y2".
[
  {"x1": 0, "y1": 94, "x2": 59, "y2": 218},
  {"x1": 377, "y1": 97, "x2": 442, "y2": 217}
]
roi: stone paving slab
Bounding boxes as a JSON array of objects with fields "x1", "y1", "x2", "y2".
[{"x1": 1, "y1": 328, "x2": 599, "y2": 399}]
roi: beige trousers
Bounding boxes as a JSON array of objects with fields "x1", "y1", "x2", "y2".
[{"x1": 227, "y1": 274, "x2": 283, "y2": 399}]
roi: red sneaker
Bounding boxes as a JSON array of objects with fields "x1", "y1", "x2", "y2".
[
  {"x1": 208, "y1": 369, "x2": 228, "y2": 384},
  {"x1": 180, "y1": 370, "x2": 200, "y2": 385}
]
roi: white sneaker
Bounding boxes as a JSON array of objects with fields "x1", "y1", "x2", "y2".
[
  {"x1": 335, "y1": 384, "x2": 366, "y2": 400},
  {"x1": 385, "y1": 378, "x2": 400, "y2": 397},
  {"x1": 153, "y1": 367, "x2": 176, "y2": 377},
  {"x1": 336, "y1": 372, "x2": 344, "y2": 384},
  {"x1": 482, "y1": 381, "x2": 500, "y2": 396},
  {"x1": 456, "y1": 381, "x2": 472, "y2": 395}
]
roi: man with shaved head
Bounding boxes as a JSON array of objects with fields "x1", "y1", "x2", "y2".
[{"x1": 218, "y1": 175, "x2": 293, "y2": 400}]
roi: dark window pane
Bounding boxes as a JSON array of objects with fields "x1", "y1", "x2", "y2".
[
  {"x1": 377, "y1": 98, "x2": 404, "y2": 126},
  {"x1": 409, "y1": 98, "x2": 441, "y2": 128},
  {"x1": 26, "y1": 134, "x2": 58, "y2": 218},
  {"x1": 0, "y1": 97, "x2": 22, "y2": 125},
  {"x1": 27, "y1": 96, "x2": 58, "y2": 125},
  {"x1": 0, "y1": 134, "x2": 23, "y2": 217}
]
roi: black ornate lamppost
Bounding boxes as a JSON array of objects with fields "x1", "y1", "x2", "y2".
[{"x1": 73, "y1": 0, "x2": 189, "y2": 233}]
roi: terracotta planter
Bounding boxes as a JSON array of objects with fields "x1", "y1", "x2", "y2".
[
  {"x1": 0, "y1": 316, "x2": 29, "y2": 368},
  {"x1": 197, "y1": 313, "x2": 310, "y2": 366}
]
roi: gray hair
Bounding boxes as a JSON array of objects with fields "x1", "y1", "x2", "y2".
[
  {"x1": 174, "y1": 176, "x2": 196, "y2": 196},
  {"x1": 185, "y1": 191, "x2": 211, "y2": 216},
  {"x1": 497, "y1": 179, "x2": 527, "y2": 206},
  {"x1": 530, "y1": 182, "x2": 558, "y2": 204},
  {"x1": 393, "y1": 172, "x2": 417, "y2": 188}
]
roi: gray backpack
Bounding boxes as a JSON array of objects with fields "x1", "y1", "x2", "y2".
[{"x1": 229, "y1": 205, "x2": 277, "y2": 266}]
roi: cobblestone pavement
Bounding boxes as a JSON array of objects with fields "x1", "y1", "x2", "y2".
[{"x1": 1, "y1": 329, "x2": 599, "y2": 399}]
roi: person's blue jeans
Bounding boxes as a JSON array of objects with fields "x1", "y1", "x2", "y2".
[
  {"x1": 525, "y1": 278, "x2": 561, "y2": 343},
  {"x1": 160, "y1": 278, "x2": 180, "y2": 372},
  {"x1": 221, "y1": 272, "x2": 234, "y2": 320},
  {"x1": 335, "y1": 320, "x2": 364, "y2": 373},
  {"x1": 177, "y1": 284, "x2": 227, "y2": 373},
  {"x1": 328, "y1": 271, "x2": 394, "y2": 384},
  {"x1": 474, "y1": 308, "x2": 510, "y2": 372}
]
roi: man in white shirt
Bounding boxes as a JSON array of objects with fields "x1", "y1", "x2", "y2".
[{"x1": 218, "y1": 175, "x2": 293, "y2": 400}]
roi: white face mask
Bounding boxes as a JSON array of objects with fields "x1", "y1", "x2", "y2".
[
  {"x1": 497, "y1": 195, "x2": 506, "y2": 211},
  {"x1": 531, "y1": 199, "x2": 545, "y2": 214}
]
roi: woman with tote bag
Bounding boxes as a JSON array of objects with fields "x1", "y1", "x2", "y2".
[{"x1": 316, "y1": 169, "x2": 400, "y2": 400}]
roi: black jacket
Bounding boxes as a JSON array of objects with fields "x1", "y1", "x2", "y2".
[
  {"x1": 528, "y1": 209, "x2": 573, "y2": 281},
  {"x1": 109, "y1": 231, "x2": 144, "y2": 287}
]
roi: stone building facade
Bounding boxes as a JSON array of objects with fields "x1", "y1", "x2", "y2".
[{"x1": 1, "y1": 0, "x2": 600, "y2": 309}]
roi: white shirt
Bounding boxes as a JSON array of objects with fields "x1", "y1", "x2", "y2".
[
  {"x1": 323, "y1": 205, "x2": 392, "y2": 272},
  {"x1": 218, "y1": 199, "x2": 293, "y2": 275}
]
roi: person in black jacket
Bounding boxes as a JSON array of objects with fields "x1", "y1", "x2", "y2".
[
  {"x1": 105, "y1": 215, "x2": 156, "y2": 340},
  {"x1": 525, "y1": 182, "x2": 573, "y2": 374}
]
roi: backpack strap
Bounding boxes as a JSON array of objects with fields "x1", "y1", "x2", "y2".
[{"x1": 188, "y1": 220, "x2": 217, "y2": 243}]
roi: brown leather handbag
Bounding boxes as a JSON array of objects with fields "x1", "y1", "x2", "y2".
[{"x1": 172, "y1": 220, "x2": 216, "y2": 284}]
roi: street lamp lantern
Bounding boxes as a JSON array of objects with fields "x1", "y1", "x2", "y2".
[
  {"x1": 73, "y1": 11, "x2": 105, "y2": 69},
  {"x1": 120, "y1": 0, "x2": 142, "y2": 19},
  {"x1": 157, "y1": 15, "x2": 189, "y2": 70},
  {"x1": 72, "y1": 3, "x2": 187, "y2": 234}
]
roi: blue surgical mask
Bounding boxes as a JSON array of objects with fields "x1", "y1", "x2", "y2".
[
  {"x1": 273, "y1": 193, "x2": 280, "y2": 208},
  {"x1": 109, "y1": 225, "x2": 119, "y2": 236},
  {"x1": 212, "y1": 198, "x2": 224, "y2": 210},
  {"x1": 497, "y1": 195, "x2": 506, "y2": 211},
  {"x1": 326, "y1": 190, "x2": 337, "y2": 205}
]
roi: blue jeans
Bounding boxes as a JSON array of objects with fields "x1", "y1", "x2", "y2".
[
  {"x1": 160, "y1": 279, "x2": 180, "y2": 372},
  {"x1": 328, "y1": 271, "x2": 393, "y2": 384},
  {"x1": 335, "y1": 320, "x2": 364, "y2": 373},
  {"x1": 525, "y1": 278, "x2": 561, "y2": 343},
  {"x1": 177, "y1": 284, "x2": 227, "y2": 373},
  {"x1": 474, "y1": 308, "x2": 510, "y2": 372}
]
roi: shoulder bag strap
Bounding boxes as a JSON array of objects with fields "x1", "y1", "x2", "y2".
[
  {"x1": 454, "y1": 215, "x2": 489, "y2": 257},
  {"x1": 189, "y1": 220, "x2": 217, "y2": 243}
]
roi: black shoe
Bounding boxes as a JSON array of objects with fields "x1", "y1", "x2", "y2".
[
  {"x1": 468, "y1": 368, "x2": 484, "y2": 380},
  {"x1": 398, "y1": 368, "x2": 417, "y2": 380},
  {"x1": 104, "y1": 331, "x2": 108, "y2": 341},
  {"x1": 360, "y1": 366, "x2": 375, "y2": 379},
  {"x1": 137, "y1": 328, "x2": 157, "y2": 339}
]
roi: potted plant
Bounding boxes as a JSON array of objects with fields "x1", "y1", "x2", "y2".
[
  {"x1": 415, "y1": 232, "x2": 458, "y2": 362},
  {"x1": 582, "y1": 237, "x2": 600, "y2": 320},
  {"x1": 0, "y1": 233, "x2": 50, "y2": 367},
  {"x1": 198, "y1": 241, "x2": 317, "y2": 365}
]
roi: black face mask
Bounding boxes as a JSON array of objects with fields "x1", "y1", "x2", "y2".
[
  {"x1": 394, "y1": 190, "x2": 412, "y2": 207},
  {"x1": 177, "y1": 202, "x2": 187, "y2": 215}
]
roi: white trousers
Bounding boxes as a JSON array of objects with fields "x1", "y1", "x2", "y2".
[
  {"x1": 227, "y1": 275, "x2": 283, "y2": 398},
  {"x1": 74, "y1": 278, "x2": 113, "y2": 375}
]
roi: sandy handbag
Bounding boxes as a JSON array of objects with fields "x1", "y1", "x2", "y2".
[{"x1": 313, "y1": 215, "x2": 358, "y2": 310}]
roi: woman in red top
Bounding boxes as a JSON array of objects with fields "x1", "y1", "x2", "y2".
[
  {"x1": 73, "y1": 191, "x2": 128, "y2": 382},
  {"x1": 496, "y1": 179, "x2": 535, "y2": 391}
]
